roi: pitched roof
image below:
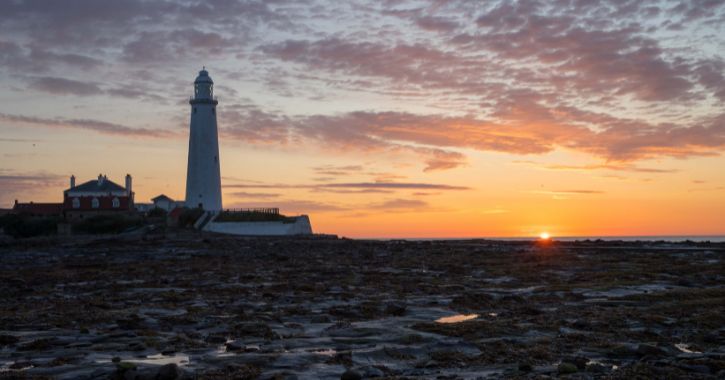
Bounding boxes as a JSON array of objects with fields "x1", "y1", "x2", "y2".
[
  {"x1": 68, "y1": 178, "x2": 126, "y2": 193},
  {"x1": 152, "y1": 194, "x2": 174, "y2": 202}
]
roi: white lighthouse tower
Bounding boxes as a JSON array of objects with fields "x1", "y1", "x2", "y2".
[{"x1": 185, "y1": 68, "x2": 222, "y2": 211}]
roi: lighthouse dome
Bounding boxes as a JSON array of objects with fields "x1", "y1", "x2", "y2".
[{"x1": 194, "y1": 68, "x2": 213, "y2": 84}]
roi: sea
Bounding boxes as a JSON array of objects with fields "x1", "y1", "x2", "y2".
[{"x1": 389, "y1": 236, "x2": 725, "y2": 243}]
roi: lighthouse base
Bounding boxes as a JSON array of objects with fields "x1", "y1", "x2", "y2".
[{"x1": 204, "y1": 215, "x2": 313, "y2": 236}]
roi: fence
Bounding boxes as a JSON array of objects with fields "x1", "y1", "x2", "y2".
[{"x1": 222, "y1": 208, "x2": 279, "y2": 215}]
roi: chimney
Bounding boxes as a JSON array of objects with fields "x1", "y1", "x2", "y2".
[
  {"x1": 97, "y1": 174, "x2": 104, "y2": 186},
  {"x1": 125, "y1": 174, "x2": 132, "y2": 196},
  {"x1": 70, "y1": 175, "x2": 76, "y2": 188}
]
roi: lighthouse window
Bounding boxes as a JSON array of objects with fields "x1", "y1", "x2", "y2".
[
  {"x1": 193, "y1": 108, "x2": 197, "y2": 114},
  {"x1": 212, "y1": 108, "x2": 215, "y2": 114},
  {"x1": 214, "y1": 156, "x2": 218, "y2": 163}
]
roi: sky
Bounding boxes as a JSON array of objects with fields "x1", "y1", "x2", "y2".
[{"x1": 1, "y1": 0, "x2": 725, "y2": 238}]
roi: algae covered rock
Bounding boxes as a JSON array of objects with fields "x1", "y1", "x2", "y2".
[{"x1": 558, "y1": 362, "x2": 578, "y2": 374}]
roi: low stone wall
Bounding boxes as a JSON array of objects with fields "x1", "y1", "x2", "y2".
[{"x1": 204, "y1": 215, "x2": 312, "y2": 236}]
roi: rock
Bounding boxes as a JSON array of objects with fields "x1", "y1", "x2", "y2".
[
  {"x1": 225, "y1": 341, "x2": 242, "y2": 352},
  {"x1": 0, "y1": 335, "x2": 19, "y2": 346},
  {"x1": 586, "y1": 362, "x2": 608, "y2": 373},
  {"x1": 17, "y1": 338, "x2": 55, "y2": 351},
  {"x1": 268, "y1": 372, "x2": 298, "y2": 380},
  {"x1": 384, "y1": 303, "x2": 406, "y2": 316},
  {"x1": 232, "y1": 321, "x2": 276, "y2": 339},
  {"x1": 563, "y1": 355, "x2": 588, "y2": 370},
  {"x1": 636, "y1": 343, "x2": 668, "y2": 357},
  {"x1": 311, "y1": 315, "x2": 331, "y2": 323},
  {"x1": 205, "y1": 334, "x2": 227, "y2": 344},
  {"x1": 244, "y1": 344, "x2": 260, "y2": 352},
  {"x1": 360, "y1": 365, "x2": 385, "y2": 377},
  {"x1": 703, "y1": 332, "x2": 722, "y2": 344},
  {"x1": 128, "y1": 341, "x2": 147, "y2": 351},
  {"x1": 607, "y1": 344, "x2": 637, "y2": 358},
  {"x1": 116, "y1": 362, "x2": 137, "y2": 371},
  {"x1": 156, "y1": 363, "x2": 181, "y2": 380},
  {"x1": 558, "y1": 362, "x2": 578, "y2": 374},
  {"x1": 676, "y1": 364, "x2": 710, "y2": 374},
  {"x1": 341, "y1": 369, "x2": 362, "y2": 380},
  {"x1": 123, "y1": 369, "x2": 139, "y2": 380},
  {"x1": 9, "y1": 361, "x2": 32, "y2": 370},
  {"x1": 518, "y1": 362, "x2": 533, "y2": 372}
]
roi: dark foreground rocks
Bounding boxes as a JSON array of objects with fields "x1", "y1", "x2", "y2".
[{"x1": 0, "y1": 233, "x2": 723, "y2": 379}]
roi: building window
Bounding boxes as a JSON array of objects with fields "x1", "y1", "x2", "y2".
[
  {"x1": 72, "y1": 198, "x2": 80, "y2": 209},
  {"x1": 91, "y1": 198, "x2": 100, "y2": 209},
  {"x1": 112, "y1": 197, "x2": 120, "y2": 208}
]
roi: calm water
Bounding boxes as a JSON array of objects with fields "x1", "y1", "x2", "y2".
[{"x1": 389, "y1": 236, "x2": 725, "y2": 243}]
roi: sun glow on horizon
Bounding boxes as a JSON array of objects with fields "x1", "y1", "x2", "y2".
[{"x1": 539, "y1": 232, "x2": 551, "y2": 240}]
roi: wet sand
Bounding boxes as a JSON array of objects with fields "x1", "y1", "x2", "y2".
[{"x1": 0, "y1": 233, "x2": 724, "y2": 379}]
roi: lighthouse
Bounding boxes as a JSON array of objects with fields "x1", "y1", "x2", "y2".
[{"x1": 185, "y1": 68, "x2": 222, "y2": 211}]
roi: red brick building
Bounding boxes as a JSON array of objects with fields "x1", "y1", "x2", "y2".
[
  {"x1": 11, "y1": 202, "x2": 63, "y2": 218},
  {"x1": 12, "y1": 174, "x2": 135, "y2": 221},
  {"x1": 63, "y1": 174, "x2": 135, "y2": 221}
]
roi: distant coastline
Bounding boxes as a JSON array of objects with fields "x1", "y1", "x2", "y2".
[{"x1": 371, "y1": 235, "x2": 725, "y2": 243}]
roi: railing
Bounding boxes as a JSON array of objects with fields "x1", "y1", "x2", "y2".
[
  {"x1": 223, "y1": 208, "x2": 279, "y2": 215},
  {"x1": 189, "y1": 96, "x2": 219, "y2": 101}
]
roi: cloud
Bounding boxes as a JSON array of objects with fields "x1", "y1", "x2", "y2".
[
  {"x1": 0, "y1": 170, "x2": 66, "y2": 205},
  {"x1": 29, "y1": 49, "x2": 102, "y2": 70},
  {"x1": 226, "y1": 104, "x2": 725, "y2": 165},
  {"x1": 415, "y1": 16, "x2": 459, "y2": 32},
  {"x1": 224, "y1": 180, "x2": 470, "y2": 191},
  {"x1": 320, "y1": 182, "x2": 470, "y2": 191},
  {"x1": 312, "y1": 165, "x2": 365, "y2": 176},
  {"x1": 121, "y1": 29, "x2": 235, "y2": 64},
  {"x1": 0, "y1": 137, "x2": 42, "y2": 143},
  {"x1": 316, "y1": 188, "x2": 393, "y2": 194},
  {"x1": 0, "y1": 113, "x2": 177, "y2": 138},
  {"x1": 226, "y1": 199, "x2": 348, "y2": 213},
  {"x1": 229, "y1": 191, "x2": 281, "y2": 199},
  {"x1": 368, "y1": 198, "x2": 429, "y2": 211},
  {"x1": 1, "y1": 0, "x2": 725, "y2": 171},
  {"x1": 512, "y1": 160, "x2": 679, "y2": 174},
  {"x1": 530, "y1": 189, "x2": 605, "y2": 196},
  {"x1": 29, "y1": 76, "x2": 103, "y2": 96}
]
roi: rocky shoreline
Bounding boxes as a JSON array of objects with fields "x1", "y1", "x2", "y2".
[{"x1": 1, "y1": 233, "x2": 724, "y2": 379}]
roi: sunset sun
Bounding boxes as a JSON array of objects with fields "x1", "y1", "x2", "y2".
[{"x1": 539, "y1": 232, "x2": 551, "y2": 240}]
